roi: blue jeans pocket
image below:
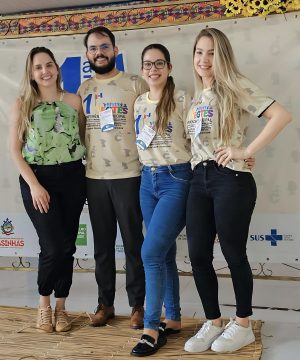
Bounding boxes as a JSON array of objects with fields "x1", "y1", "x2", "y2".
[{"x1": 168, "y1": 169, "x2": 192, "y2": 183}]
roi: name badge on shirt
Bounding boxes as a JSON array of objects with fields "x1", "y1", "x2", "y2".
[
  {"x1": 136, "y1": 125, "x2": 156, "y2": 150},
  {"x1": 194, "y1": 119, "x2": 202, "y2": 139},
  {"x1": 99, "y1": 108, "x2": 114, "y2": 132}
]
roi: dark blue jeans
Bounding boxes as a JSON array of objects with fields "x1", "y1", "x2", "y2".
[
  {"x1": 140, "y1": 163, "x2": 192, "y2": 330},
  {"x1": 20, "y1": 160, "x2": 86, "y2": 298},
  {"x1": 186, "y1": 160, "x2": 257, "y2": 319}
]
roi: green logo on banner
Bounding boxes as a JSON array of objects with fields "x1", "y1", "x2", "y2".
[{"x1": 76, "y1": 224, "x2": 87, "y2": 246}]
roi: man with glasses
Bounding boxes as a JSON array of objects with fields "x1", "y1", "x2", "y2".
[{"x1": 78, "y1": 26, "x2": 148, "y2": 329}]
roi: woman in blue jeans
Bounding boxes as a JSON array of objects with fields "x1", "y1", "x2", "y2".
[
  {"x1": 184, "y1": 28, "x2": 291, "y2": 354},
  {"x1": 130, "y1": 44, "x2": 192, "y2": 357}
]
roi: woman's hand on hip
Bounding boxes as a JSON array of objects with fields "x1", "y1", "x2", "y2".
[{"x1": 214, "y1": 146, "x2": 251, "y2": 167}]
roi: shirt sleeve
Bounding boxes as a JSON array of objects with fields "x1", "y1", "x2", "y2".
[
  {"x1": 136, "y1": 76, "x2": 150, "y2": 96},
  {"x1": 238, "y1": 76, "x2": 275, "y2": 118}
]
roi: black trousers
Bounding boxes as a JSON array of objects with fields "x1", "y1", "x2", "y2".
[
  {"x1": 20, "y1": 160, "x2": 86, "y2": 298},
  {"x1": 186, "y1": 161, "x2": 257, "y2": 319},
  {"x1": 86, "y1": 176, "x2": 145, "y2": 307}
]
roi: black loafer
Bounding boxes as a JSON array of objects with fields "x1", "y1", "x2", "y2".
[
  {"x1": 131, "y1": 333, "x2": 167, "y2": 357},
  {"x1": 157, "y1": 327, "x2": 167, "y2": 347},
  {"x1": 159, "y1": 322, "x2": 181, "y2": 336}
]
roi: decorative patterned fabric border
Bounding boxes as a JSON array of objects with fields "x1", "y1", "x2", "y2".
[
  {"x1": 0, "y1": 0, "x2": 298, "y2": 39},
  {"x1": 0, "y1": 1, "x2": 225, "y2": 39}
]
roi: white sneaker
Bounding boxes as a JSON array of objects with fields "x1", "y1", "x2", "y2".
[
  {"x1": 184, "y1": 320, "x2": 224, "y2": 352},
  {"x1": 211, "y1": 319, "x2": 255, "y2": 352}
]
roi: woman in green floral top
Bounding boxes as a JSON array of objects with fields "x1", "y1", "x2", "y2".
[{"x1": 9, "y1": 47, "x2": 86, "y2": 333}]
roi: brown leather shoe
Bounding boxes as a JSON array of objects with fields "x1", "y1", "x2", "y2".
[
  {"x1": 90, "y1": 304, "x2": 115, "y2": 327},
  {"x1": 130, "y1": 306, "x2": 144, "y2": 329}
]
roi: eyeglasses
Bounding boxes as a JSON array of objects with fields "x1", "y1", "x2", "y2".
[
  {"x1": 87, "y1": 44, "x2": 113, "y2": 55},
  {"x1": 142, "y1": 59, "x2": 168, "y2": 70}
]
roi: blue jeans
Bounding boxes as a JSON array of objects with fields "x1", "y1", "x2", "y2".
[{"x1": 140, "y1": 163, "x2": 192, "y2": 330}]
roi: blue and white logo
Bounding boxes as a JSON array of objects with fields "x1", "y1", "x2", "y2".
[
  {"x1": 249, "y1": 228, "x2": 293, "y2": 247},
  {"x1": 265, "y1": 229, "x2": 283, "y2": 246}
]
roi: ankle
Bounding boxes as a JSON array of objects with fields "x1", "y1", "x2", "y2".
[
  {"x1": 235, "y1": 317, "x2": 250, "y2": 328},
  {"x1": 39, "y1": 295, "x2": 51, "y2": 309},
  {"x1": 211, "y1": 318, "x2": 222, "y2": 327},
  {"x1": 163, "y1": 319, "x2": 181, "y2": 330},
  {"x1": 143, "y1": 328, "x2": 158, "y2": 343},
  {"x1": 55, "y1": 297, "x2": 67, "y2": 310}
]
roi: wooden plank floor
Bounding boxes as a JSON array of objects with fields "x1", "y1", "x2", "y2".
[{"x1": 0, "y1": 306, "x2": 262, "y2": 360}]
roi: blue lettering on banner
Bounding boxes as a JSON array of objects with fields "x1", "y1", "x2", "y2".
[
  {"x1": 116, "y1": 53, "x2": 124, "y2": 71},
  {"x1": 249, "y1": 235, "x2": 265, "y2": 241},
  {"x1": 60, "y1": 57, "x2": 81, "y2": 93},
  {"x1": 60, "y1": 53, "x2": 124, "y2": 93},
  {"x1": 249, "y1": 228, "x2": 284, "y2": 246}
]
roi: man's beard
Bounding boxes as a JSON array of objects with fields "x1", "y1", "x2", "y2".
[{"x1": 89, "y1": 55, "x2": 116, "y2": 75}]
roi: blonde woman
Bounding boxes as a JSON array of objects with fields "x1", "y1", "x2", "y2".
[
  {"x1": 184, "y1": 28, "x2": 291, "y2": 353},
  {"x1": 130, "y1": 44, "x2": 192, "y2": 357},
  {"x1": 9, "y1": 47, "x2": 86, "y2": 333}
]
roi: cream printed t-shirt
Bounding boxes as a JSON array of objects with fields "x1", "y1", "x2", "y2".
[
  {"x1": 79, "y1": 72, "x2": 148, "y2": 179},
  {"x1": 186, "y1": 77, "x2": 274, "y2": 172},
  {"x1": 134, "y1": 89, "x2": 192, "y2": 166}
]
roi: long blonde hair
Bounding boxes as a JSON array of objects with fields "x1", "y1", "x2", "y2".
[
  {"x1": 141, "y1": 44, "x2": 175, "y2": 136},
  {"x1": 193, "y1": 28, "x2": 247, "y2": 144},
  {"x1": 18, "y1": 47, "x2": 63, "y2": 141}
]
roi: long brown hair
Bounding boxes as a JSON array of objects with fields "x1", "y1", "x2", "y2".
[
  {"x1": 18, "y1": 47, "x2": 63, "y2": 140},
  {"x1": 142, "y1": 44, "x2": 175, "y2": 136}
]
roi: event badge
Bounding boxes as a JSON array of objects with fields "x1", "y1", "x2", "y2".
[
  {"x1": 99, "y1": 108, "x2": 114, "y2": 132},
  {"x1": 193, "y1": 102, "x2": 203, "y2": 139},
  {"x1": 194, "y1": 118, "x2": 202, "y2": 139},
  {"x1": 136, "y1": 125, "x2": 156, "y2": 150}
]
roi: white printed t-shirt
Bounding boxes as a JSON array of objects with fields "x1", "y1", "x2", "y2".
[
  {"x1": 134, "y1": 89, "x2": 192, "y2": 166},
  {"x1": 79, "y1": 72, "x2": 148, "y2": 179},
  {"x1": 186, "y1": 77, "x2": 274, "y2": 172}
]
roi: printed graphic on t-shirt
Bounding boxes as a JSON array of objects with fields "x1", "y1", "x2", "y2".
[
  {"x1": 150, "y1": 122, "x2": 173, "y2": 148},
  {"x1": 84, "y1": 94, "x2": 129, "y2": 131},
  {"x1": 100, "y1": 102, "x2": 128, "y2": 129},
  {"x1": 187, "y1": 118, "x2": 197, "y2": 137},
  {"x1": 135, "y1": 112, "x2": 151, "y2": 135},
  {"x1": 192, "y1": 104, "x2": 214, "y2": 134},
  {"x1": 135, "y1": 115, "x2": 173, "y2": 148},
  {"x1": 78, "y1": 72, "x2": 147, "y2": 179},
  {"x1": 187, "y1": 77, "x2": 274, "y2": 172},
  {"x1": 134, "y1": 89, "x2": 191, "y2": 166}
]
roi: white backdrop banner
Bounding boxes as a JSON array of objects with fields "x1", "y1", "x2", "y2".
[{"x1": 0, "y1": 12, "x2": 299, "y2": 262}]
